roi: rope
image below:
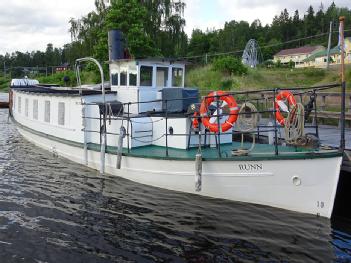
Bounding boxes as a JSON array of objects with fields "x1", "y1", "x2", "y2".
[
  {"x1": 231, "y1": 134, "x2": 256, "y2": 156},
  {"x1": 232, "y1": 103, "x2": 258, "y2": 156},
  {"x1": 236, "y1": 102, "x2": 259, "y2": 132},
  {"x1": 284, "y1": 103, "x2": 305, "y2": 144}
]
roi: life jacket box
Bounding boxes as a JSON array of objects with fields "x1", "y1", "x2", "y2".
[{"x1": 161, "y1": 88, "x2": 199, "y2": 113}]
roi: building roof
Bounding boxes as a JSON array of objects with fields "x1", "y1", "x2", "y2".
[
  {"x1": 275, "y1": 46, "x2": 324, "y2": 56},
  {"x1": 302, "y1": 37, "x2": 351, "y2": 62},
  {"x1": 303, "y1": 46, "x2": 341, "y2": 62}
]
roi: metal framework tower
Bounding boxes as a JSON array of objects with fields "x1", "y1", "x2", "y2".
[{"x1": 242, "y1": 39, "x2": 263, "y2": 68}]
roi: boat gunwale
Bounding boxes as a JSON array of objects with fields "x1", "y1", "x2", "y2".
[{"x1": 11, "y1": 116, "x2": 343, "y2": 162}]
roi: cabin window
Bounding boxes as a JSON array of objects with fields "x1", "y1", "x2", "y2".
[
  {"x1": 25, "y1": 98, "x2": 29, "y2": 117},
  {"x1": 58, "y1": 102, "x2": 65, "y2": 126},
  {"x1": 156, "y1": 67, "x2": 169, "y2": 87},
  {"x1": 129, "y1": 73, "x2": 137, "y2": 86},
  {"x1": 111, "y1": 73, "x2": 118, "y2": 86},
  {"x1": 18, "y1": 96, "x2": 22, "y2": 113},
  {"x1": 120, "y1": 70, "x2": 127, "y2": 86},
  {"x1": 172, "y1": 68, "x2": 183, "y2": 87},
  {"x1": 44, "y1": 101, "x2": 50, "y2": 123},
  {"x1": 140, "y1": 66, "x2": 153, "y2": 86},
  {"x1": 33, "y1": 99, "x2": 38, "y2": 120}
]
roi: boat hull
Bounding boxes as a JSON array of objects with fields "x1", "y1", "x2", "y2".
[{"x1": 16, "y1": 126, "x2": 342, "y2": 218}]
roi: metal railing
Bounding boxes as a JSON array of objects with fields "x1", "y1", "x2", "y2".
[{"x1": 78, "y1": 83, "x2": 345, "y2": 160}]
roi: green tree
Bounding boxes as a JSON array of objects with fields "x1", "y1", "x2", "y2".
[{"x1": 102, "y1": 0, "x2": 159, "y2": 59}]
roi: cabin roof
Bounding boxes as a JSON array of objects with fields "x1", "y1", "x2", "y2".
[
  {"x1": 108, "y1": 57, "x2": 189, "y2": 65},
  {"x1": 274, "y1": 46, "x2": 324, "y2": 57},
  {"x1": 11, "y1": 85, "x2": 115, "y2": 96}
]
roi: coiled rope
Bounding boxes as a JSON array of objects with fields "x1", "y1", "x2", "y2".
[
  {"x1": 284, "y1": 103, "x2": 305, "y2": 144},
  {"x1": 232, "y1": 102, "x2": 259, "y2": 156}
]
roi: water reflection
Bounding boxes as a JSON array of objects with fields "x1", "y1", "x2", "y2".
[{"x1": 0, "y1": 109, "x2": 350, "y2": 262}]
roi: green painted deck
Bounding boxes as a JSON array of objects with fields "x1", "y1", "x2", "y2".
[{"x1": 88, "y1": 142, "x2": 341, "y2": 161}]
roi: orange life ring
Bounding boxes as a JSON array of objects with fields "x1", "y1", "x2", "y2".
[
  {"x1": 274, "y1": 91, "x2": 296, "y2": 126},
  {"x1": 200, "y1": 91, "x2": 239, "y2": 133}
]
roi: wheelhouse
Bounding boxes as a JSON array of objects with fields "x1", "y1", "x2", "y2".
[{"x1": 109, "y1": 59, "x2": 188, "y2": 113}]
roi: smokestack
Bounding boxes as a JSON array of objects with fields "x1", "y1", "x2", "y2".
[{"x1": 108, "y1": 30, "x2": 125, "y2": 61}]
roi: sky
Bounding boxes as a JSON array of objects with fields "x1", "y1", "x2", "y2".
[{"x1": 0, "y1": 0, "x2": 350, "y2": 55}]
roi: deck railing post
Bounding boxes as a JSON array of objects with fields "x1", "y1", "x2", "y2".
[
  {"x1": 82, "y1": 103, "x2": 88, "y2": 165},
  {"x1": 321, "y1": 95, "x2": 327, "y2": 111},
  {"x1": 127, "y1": 103, "x2": 130, "y2": 153},
  {"x1": 273, "y1": 89, "x2": 279, "y2": 155},
  {"x1": 341, "y1": 82, "x2": 346, "y2": 150},
  {"x1": 313, "y1": 90, "x2": 319, "y2": 138},
  {"x1": 216, "y1": 93, "x2": 221, "y2": 158},
  {"x1": 165, "y1": 100, "x2": 169, "y2": 157},
  {"x1": 339, "y1": 16, "x2": 346, "y2": 151}
]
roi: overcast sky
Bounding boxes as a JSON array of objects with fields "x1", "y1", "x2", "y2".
[{"x1": 0, "y1": 0, "x2": 350, "y2": 55}]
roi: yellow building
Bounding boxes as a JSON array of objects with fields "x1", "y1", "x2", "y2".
[
  {"x1": 273, "y1": 46, "x2": 325, "y2": 67},
  {"x1": 302, "y1": 37, "x2": 351, "y2": 68}
]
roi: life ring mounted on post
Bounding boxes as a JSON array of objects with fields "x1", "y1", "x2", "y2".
[
  {"x1": 198, "y1": 90, "x2": 239, "y2": 133},
  {"x1": 274, "y1": 90, "x2": 297, "y2": 126}
]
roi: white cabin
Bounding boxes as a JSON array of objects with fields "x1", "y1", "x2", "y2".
[{"x1": 109, "y1": 59, "x2": 186, "y2": 113}]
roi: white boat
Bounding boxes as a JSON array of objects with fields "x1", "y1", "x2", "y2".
[{"x1": 8, "y1": 31, "x2": 347, "y2": 219}]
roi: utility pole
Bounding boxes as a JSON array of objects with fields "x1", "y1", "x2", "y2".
[{"x1": 326, "y1": 21, "x2": 333, "y2": 69}]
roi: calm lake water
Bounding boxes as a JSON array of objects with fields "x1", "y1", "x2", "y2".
[{"x1": 0, "y1": 108, "x2": 351, "y2": 262}]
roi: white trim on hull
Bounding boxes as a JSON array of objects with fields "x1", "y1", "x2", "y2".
[{"x1": 16, "y1": 126, "x2": 342, "y2": 218}]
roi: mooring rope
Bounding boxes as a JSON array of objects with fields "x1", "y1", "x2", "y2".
[
  {"x1": 232, "y1": 102, "x2": 259, "y2": 156},
  {"x1": 284, "y1": 103, "x2": 305, "y2": 144},
  {"x1": 236, "y1": 102, "x2": 259, "y2": 132}
]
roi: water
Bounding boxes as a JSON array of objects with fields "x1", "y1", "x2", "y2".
[{"x1": 0, "y1": 108, "x2": 351, "y2": 263}]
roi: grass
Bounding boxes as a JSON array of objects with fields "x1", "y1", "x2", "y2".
[{"x1": 186, "y1": 64, "x2": 351, "y2": 95}]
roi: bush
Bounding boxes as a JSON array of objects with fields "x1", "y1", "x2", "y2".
[
  {"x1": 262, "y1": 60, "x2": 274, "y2": 68},
  {"x1": 302, "y1": 68, "x2": 325, "y2": 78},
  {"x1": 212, "y1": 56, "x2": 248, "y2": 75},
  {"x1": 37, "y1": 70, "x2": 100, "y2": 87}
]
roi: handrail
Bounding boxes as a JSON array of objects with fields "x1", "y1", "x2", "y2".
[
  {"x1": 75, "y1": 57, "x2": 105, "y2": 104},
  {"x1": 75, "y1": 57, "x2": 106, "y2": 174}
]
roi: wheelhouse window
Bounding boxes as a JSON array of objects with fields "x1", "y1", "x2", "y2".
[
  {"x1": 25, "y1": 98, "x2": 29, "y2": 117},
  {"x1": 156, "y1": 67, "x2": 169, "y2": 87},
  {"x1": 44, "y1": 101, "x2": 50, "y2": 123},
  {"x1": 172, "y1": 68, "x2": 183, "y2": 87},
  {"x1": 129, "y1": 65, "x2": 137, "y2": 86},
  {"x1": 58, "y1": 102, "x2": 65, "y2": 126},
  {"x1": 129, "y1": 73, "x2": 137, "y2": 86},
  {"x1": 111, "y1": 73, "x2": 118, "y2": 86},
  {"x1": 140, "y1": 66, "x2": 153, "y2": 87},
  {"x1": 18, "y1": 96, "x2": 22, "y2": 113},
  {"x1": 33, "y1": 99, "x2": 38, "y2": 120},
  {"x1": 120, "y1": 70, "x2": 127, "y2": 86}
]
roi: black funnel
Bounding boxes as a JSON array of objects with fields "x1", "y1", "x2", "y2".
[{"x1": 108, "y1": 30, "x2": 125, "y2": 61}]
